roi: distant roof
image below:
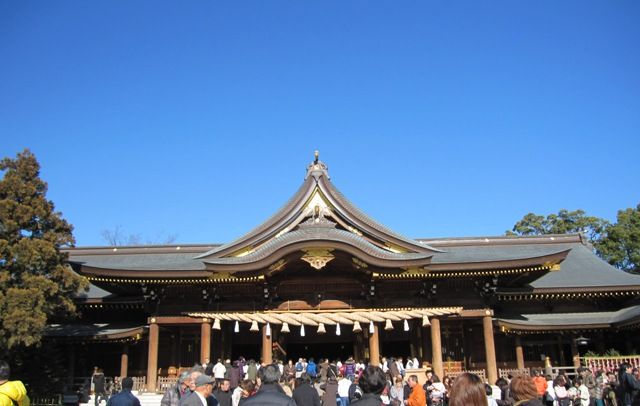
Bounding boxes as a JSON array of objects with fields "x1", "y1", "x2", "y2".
[
  {"x1": 497, "y1": 304, "x2": 640, "y2": 330},
  {"x1": 44, "y1": 323, "x2": 146, "y2": 341}
]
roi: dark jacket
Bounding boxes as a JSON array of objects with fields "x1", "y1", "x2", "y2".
[
  {"x1": 292, "y1": 383, "x2": 320, "y2": 406},
  {"x1": 239, "y1": 384, "x2": 296, "y2": 406},
  {"x1": 213, "y1": 389, "x2": 232, "y2": 406},
  {"x1": 229, "y1": 365, "x2": 241, "y2": 390},
  {"x1": 320, "y1": 380, "x2": 338, "y2": 406},
  {"x1": 93, "y1": 373, "x2": 106, "y2": 394},
  {"x1": 106, "y1": 390, "x2": 140, "y2": 406},
  {"x1": 619, "y1": 372, "x2": 640, "y2": 406},
  {"x1": 350, "y1": 393, "x2": 382, "y2": 406},
  {"x1": 348, "y1": 383, "x2": 363, "y2": 402},
  {"x1": 161, "y1": 384, "x2": 185, "y2": 406}
]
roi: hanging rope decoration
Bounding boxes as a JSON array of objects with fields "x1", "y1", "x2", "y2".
[
  {"x1": 189, "y1": 307, "x2": 460, "y2": 333},
  {"x1": 188, "y1": 307, "x2": 462, "y2": 337}
]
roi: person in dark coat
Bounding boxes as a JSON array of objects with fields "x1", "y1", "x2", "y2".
[
  {"x1": 161, "y1": 371, "x2": 190, "y2": 406},
  {"x1": 106, "y1": 377, "x2": 140, "y2": 406},
  {"x1": 240, "y1": 364, "x2": 296, "y2": 406},
  {"x1": 320, "y1": 377, "x2": 338, "y2": 406},
  {"x1": 293, "y1": 374, "x2": 320, "y2": 406},
  {"x1": 350, "y1": 365, "x2": 386, "y2": 406},
  {"x1": 213, "y1": 379, "x2": 232, "y2": 406},
  {"x1": 93, "y1": 368, "x2": 109, "y2": 406},
  {"x1": 229, "y1": 362, "x2": 241, "y2": 390},
  {"x1": 389, "y1": 358, "x2": 400, "y2": 380},
  {"x1": 617, "y1": 363, "x2": 640, "y2": 406}
]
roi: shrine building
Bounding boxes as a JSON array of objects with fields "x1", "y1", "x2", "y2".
[{"x1": 55, "y1": 153, "x2": 640, "y2": 390}]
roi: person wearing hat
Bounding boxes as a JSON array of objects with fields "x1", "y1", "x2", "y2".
[
  {"x1": 181, "y1": 375, "x2": 218, "y2": 406},
  {"x1": 162, "y1": 371, "x2": 191, "y2": 406}
]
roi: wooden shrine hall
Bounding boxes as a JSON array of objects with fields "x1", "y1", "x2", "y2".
[{"x1": 56, "y1": 153, "x2": 640, "y2": 390}]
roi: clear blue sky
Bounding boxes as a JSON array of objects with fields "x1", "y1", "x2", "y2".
[{"x1": 1, "y1": 1, "x2": 639, "y2": 246}]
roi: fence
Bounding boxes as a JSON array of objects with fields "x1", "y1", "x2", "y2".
[
  {"x1": 582, "y1": 355, "x2": 640, "y2": 373},
  {"x1": 498, "y1": 368, "x2": 530, "y2": 379},
  {"x1": 446, "y1": 369, "x2": 487, "y2": 381},
  {"x1": 31, "y1": 395, "x2": 62, "y2": 406},
  {"x1": 157, "y1": 377, "x2": 178, "y2": 393},
  {"x1": 132, "y1": 376, "x2": 147, "y2": 392}
]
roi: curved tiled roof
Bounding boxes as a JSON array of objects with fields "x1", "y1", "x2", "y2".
[
  {"x1": 496, "y1": 304, "x2": 640, "y2": 330},
  {"x1": 196, "y1": 177, "x2": 316, "y2": 259},
  {"x1": 196, "y1": 158, "x2": 440, "y2": 261},
  {"x1": 202, "y1": 226, "x2": 433, "y2": 266},
  {"x1": 319, "y1": 176, "x2": 441, "y2": 253}
]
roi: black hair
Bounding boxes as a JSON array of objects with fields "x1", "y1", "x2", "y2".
[
  {"x1": 359, "y1": 366, "x2": 387, "y2": 395},
  {"x1": 259, "y1": 363, "x2": 281, "y2": 384},
  {"x1": 495, "y1": 378, "x2": 509, "y2": 389},
  {"x1": 485, "y1": 383, "x2": 492, "y2": 396},
  {"x1": 122, "y1": 377, "x2": 134, "y2": 390}
]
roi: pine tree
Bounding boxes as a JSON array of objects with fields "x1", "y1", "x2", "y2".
[{"x1": 0, "y1": 149, "x2": 88, "y2": 351}]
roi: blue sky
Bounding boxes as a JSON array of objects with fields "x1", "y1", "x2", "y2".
[{"x1": 1, "y1": 1, "x2": 639, "y2": 246}]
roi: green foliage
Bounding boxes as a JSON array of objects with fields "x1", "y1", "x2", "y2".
[
  {"x1": 584, "y1": 349, "x2": 623, "y2": 357},
  {"x1": 595, "y1": 204, "x2": 640, "y2": 273},
  {"x1": 10, "y1": 341, "x2": 69, "y2": 396},
  {"x1": 0, "y1": 149, "x2": 88, "y2": 351},
  {"x1": 507, "y1": 209, "x2": 608, "y2": 242},
  {"x1": 508, "y1": 205, "x2": 640, "y2": 273}
]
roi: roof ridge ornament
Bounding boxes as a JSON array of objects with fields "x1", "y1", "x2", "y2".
[{"x1": 305, "y1": 150, "x2": 330, "y2": 181}]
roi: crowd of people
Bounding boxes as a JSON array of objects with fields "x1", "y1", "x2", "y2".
[
  {"x1": 156, "y1": 356, "x2": 640, "y2": 406},
  {"x1": 6, "y1": 355, "x2": 640, "y2": 406}
]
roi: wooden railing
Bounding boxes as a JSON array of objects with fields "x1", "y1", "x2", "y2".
[
  {"x1": 498, "y1": 368, "x2": 530, "y2": 379},
  {"x1": 157, "y1": 377, "x2": 178, "y2": 393},
  {"x1": 446, "y1": 369, "x2": 487, "y2": 381},
  {"x1": 31, "y1": 395, "x2": 62, "y2": 406},
  {"x1": 582, "y1": 355, "x2": 640, "y2": 373},
  {"x1": 132, "y1": 376, "x2": 147, "y2": 392}
]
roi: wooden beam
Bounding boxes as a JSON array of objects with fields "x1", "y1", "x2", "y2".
[
  {"x1": 431, "y1": 318, "x2": 443, "y2": 379},
  {"x1": 483, "y1": 314, "x2": 498, "y2": 384}
]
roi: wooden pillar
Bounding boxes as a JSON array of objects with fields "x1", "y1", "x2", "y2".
[
  {"x1": 369, "y1": 324, "x2": 380, "y2": 366},
  {"x1": 483, "y1": 313, "x2": 498, "y2": 384},
  {"x1": 515, "y1": 336, "x2": 525, "y2": 369},
  {"x1": 431, "y1": 318, "x2": 443, "y2": 379},
  {"x1": 120, "y1": 343, "x2": 129, "y2": 378},
  {"x1": 262, "y1": 324, "x2": 273, "y2": 364},
  {"x1": 146, "y1": 319, "x2": 159, "y2": 392},
  {"x1": 201, "y1": 319, "x2": 211, "y2": 364}
]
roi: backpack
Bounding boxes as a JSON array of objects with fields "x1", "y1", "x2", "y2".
[{"x1": 295, "y1": 362, "x2": 304, "y2": 372}]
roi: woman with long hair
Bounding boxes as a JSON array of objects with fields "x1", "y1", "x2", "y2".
[
  {"x1": 448, "y1": 373, "x2": 486, "y2": 406},
  {"x1": 509, "y1": 375, "x2": 543, "y2": 406}
]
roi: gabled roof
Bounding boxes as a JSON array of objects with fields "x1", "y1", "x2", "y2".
[{"x1": 195, "y1": 154, "x2": 439, "y2": 272}]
